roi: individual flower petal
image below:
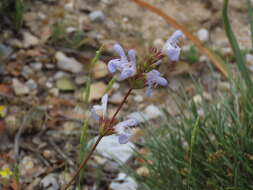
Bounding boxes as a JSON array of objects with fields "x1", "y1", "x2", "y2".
[
  {"x1": 118, "y1": 134, "x2": 131, "y2": 144},
  {"x1": 146, "y1": 69, "x2": 168, "y2": 96},
  {"x1": 113, "y1": 44, "x2": 127, "y2": 61},
  {"x1": 128, "y1": 49, "x2": 136, "y2": 63},
  {"x1": 108, "y1": 44, "x2": 137, "y2": 80},
  {"x1": 91, "y1": 94, "x2": 108, "y2": 120},
  {"x1": 164, "y1": 30, "x2": 183, "y2": 61},
  {"x1": 114, "y1": 118, "x2": 138, "y2": 144}
]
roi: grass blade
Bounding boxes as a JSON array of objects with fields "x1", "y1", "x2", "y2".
[{"x1": 223, "y1": 0, "x2": 253, "y2": 95}]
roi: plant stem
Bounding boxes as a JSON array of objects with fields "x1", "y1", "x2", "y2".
[
  {"x1": 109, "y1": 88, "x2": 133, "y2": 127},
  {"x1": 63, "y1": 88, "x2": 133, "y2": 190},
  {"x1": 62, "y1": 135, "x2": 103, "y2": 190}
]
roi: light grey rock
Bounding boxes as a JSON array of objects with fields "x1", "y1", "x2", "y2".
[
  {"x1": 25, "y1": 79, "x2": 38, "y2": 90},
  {"x1": 30, "y1": 62, "x2": 43, "y2": 71},
  {"x1": 133, "y1": 95, "x2": 143, "y2": 103},
  {"x1": 197, "y1": 28, "x2": 209, "y2": 42},
  {"x1": 246, "y1": 53, "x2": 253, "y2": 64},
  {"x1": 22, "y1": 66, "x2": 34, "y2": 78},
  {"x1": 127, "y1": 112, "x2": 148, "y2": 123},
  {"x1": 40, "y1": 174, "x2": 59, "y2": 190},
  {"x1": 110, "y1": 92, "x2": 123, "y2": 104},
  {"x1": 12, "y1": 79, "x2": 30, "y2": 95},
  {"x1": 91, "y1": 135, "x2": 135, "y2": 163},
  {"x1": 23, "y1": 31, "x2": 40, "y2": 48},
  {"x1": 110, "y1": 173, "x2": 137, "y2": 190},
  {"x1": 0, "y1": 44, "x2": 13, "y2": 57},
  {"x1": 55, "y1": 51, "x2": 83, "y2": 73},
  {"x1": 144, "y1": 104, "x2": 163, "y2": 119},
  {"x1": 89, "y1": 10, "x2": 105, "y2": 22}
]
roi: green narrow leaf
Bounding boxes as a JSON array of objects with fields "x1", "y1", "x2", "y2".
[
  {"x1": 84, "y1": 78, "x2": 91, "y2": 104},
  {"x1": 223, "y1": 0, "x2": 253, "y2": 95},
  {"x1": 15, "y1": 0, "x2": 24, "y2": 29},
  {"x1": 90, "y1": 45, "x2": 104, "y2": 70},
  {"x1": 104, "y1": 76, "x2": 117, "y2": 93},
  {"x1": 246, "y1": 0, "x2": 253, "y2": 48}
]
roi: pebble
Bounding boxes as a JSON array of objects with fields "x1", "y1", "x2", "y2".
[
  {"x1": 88, "y1": 82, "x2": 107, "y2": 101},
  {"x1": 91, "y1": 135, "x2": 135, "y2": 163},
  {"x1": 218, "y1": 81, "x2": 231, "y2": 91},
  {"x1": 92, "y1": 61, "x2": 109, "y2": 79},
  {"x1": 22, "y1": 65, "x2": 34, "y2": 78},
  {"x1": 0, "y1": 44, "x2": 13, "y2": 57},
  {"x1": 30, "y1": 62, "x2": 43, "y2": 71},
  {"x1": 153, "y1": 38, "x2": 164, "y2": 48},
  {"x1": 55, "y1": 51, "x2": 83, "y2": 73},
  {"x1": 75, "y1": 75, "x2": 88, "y2": 85},
  {"x1": 133, "y1": 95, "x2": 143, "y2": 102},
  {"x1": 63, "y1": 121, "x2": 78, "y2": 134},
  {"x1": 144, "y1": 105, "x2": 163, "y2": 119},
  {"x1": 40, "y1": 174, "x2": 59, "y2": 190},
  {"x1": 89, "y1": 10, "x2": 105, "y2": 22},
  {"x1": 104, "y1": 160, "x2": 119, "y2": 172},
  {"x1": 193, "y1": 94, "x2": 202, "y2": 104},
  {"x1": 49, "y1": 88, "x2": 59, "y2": 96},
  {"x1": 109, "y1": 173, "x2": 137, "y2": 190},
  {"x1": 20, "y1": 156, "x2": 36, "y2": 176},
  {"x1": 246, "y1": 53, "x2": 253, "y2": 64},
  {"x1": 12, "y1": 78, "x2": 30, "y2": 95},
  {"x1": 136, "y1": 166, "x2": 149, "y2": 176},
  {"x1": 127, "y1": 112, "x2": 148, "y2": 123},
  {"x1": 25, "y1": 79, "x2": 38, "y2": 90},
  {"x1": 46, "y1": 81, "x2": 54, "y2": 88},
  {"x1": 56, "y1": 77, "x2": 75, "y2": 91},
  {"x1": 110, "y1": 92, "x2": 123, "y2": 104},
  {"x1": 22, "y1": 31, "x2": 40, "y2": 48},
  {"x1": 54, "y1": 71, "x2": 69, "y2": 80},
  {"x1": 197, "y1": 28, "x2": 209, "y2": 42}
]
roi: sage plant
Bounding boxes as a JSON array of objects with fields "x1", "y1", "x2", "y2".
[{"x1": 63, "y1": 30, "x2": 183, "y2": 190}]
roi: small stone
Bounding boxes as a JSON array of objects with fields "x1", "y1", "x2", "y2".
[
  {"x1": 30, "y1": 62, "x2": 43, "y2": 71},
  {"x1": 12, "y1": 79, "x2": 29, "y2": 95},
  {"x1": 23, "y1": 31, "x2": 40, "y2": 48},
  {"x1": 49, "y1": 88, "x2": 59, "y2": 96},
  {"x1": 89, "y1": 10, "x2": 105, "y2": 22},
  {"x1": 54, "y1": 71, "x2": 69, "y2": 80},
  {"x1": 104, "y1": 160, "x2": 119, "y2": 172},
  {"x1": 136, "y1": 166, "x2": 149, "y2": 176},
  {"x1": 22, "y1": 65, "x2": 34, "y2": 78},
  {"x1": 91, "y1": 135, "x2": 135, "y2": 163},
  {"x1": 218, "y1": 82, "x2": 231, "y2": 91},
  {"x1": 193, "y1": 94, "x2": 202, "y2": 104},
  {"x1": 63, "y1": 121, "x2": 78, "y2": 134},
  {"x1": 93, "y1": 155, "x2": 107, "y2": 165},
  {"x1": 0, "y1": 44, "x2": 13, "y2": 57},
  {"x1": 246, "y1": 54, "x2": 253, "y2": 65},
  {"x1": 197, "y1": 28, "x2": 209, "y2": 42},
  {"x1": 88, "y1": 82, "x2": 107, "y2": 101},
  {"x1": 110, "y1": 92, "x2": 123, "y2": 104},
  {"x1": 45, "y1": 81, "x2": 54, "y2": 88},
  {"x1": 203, "y1": 91, "x2": 212, "y2": 101},
  {"x1": 56, "y1": 77, "x2": 75, "y2": 91},
  {"x1": 144, "y1": 105, "x2": 163, "y2": 119},
  {"x1": 153, "y1": 38, "x2": 164, "y2": 48},
  {"x1": 127, "y1": 112, "x2": 148, "y2": 123},
  {"x1": 20, "y1": 156, "x2": 36, "y2": 176},
  {"x1": 40, "y1": 174, "x2": 59, "y2": 190},
  {"x1": 133, "y1": 95, "x2": 143, "y2": 102},
  {"x1": 55, "y1": 51, "x2": 83, "y2": 73},
  {"x1": 75, "y1": 75, "x2": 88, "y2": 85},
  {"x1": 42, "y1": 150, "x2": 55, "y2": 159},
  {"x1": 112, "y1": 83, "x2": 120, "y2": 90},
  {"x1": 92, "y1": 61, "x2": 109, "y2": 79},
  {"x1": 45, "y1": 63, "x2": 55, "y2": 69},
  {"x1": 25, "y1": 79, "x2": 37, "y2": 90},
  {"x1": 109, "y1": 173, "x2": 137, "y2": 190}
]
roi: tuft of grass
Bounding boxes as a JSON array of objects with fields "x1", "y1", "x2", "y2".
[
  {"x1": 0, "y1": 0, "x2": 25, "y2": 30},
  {"x1": 129, "y1": 83, "x2": 253, "y2": 190}
]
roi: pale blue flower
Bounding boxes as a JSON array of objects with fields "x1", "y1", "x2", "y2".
[
  {"x1": 146, "y1": 69, "x2": 168, "y2": 96},
  {"x1": 91, "y1": 94, "x2": 108, "y2": 121},
  {"x1": 108, "y1": 44, "x2": 137, "y2": 81},
  {"x1": 164, "y1": 30, "x2": 183, "y2": 61},
  {"x1": 114, "y1": 118, "x2": 138, "y2": 144}
]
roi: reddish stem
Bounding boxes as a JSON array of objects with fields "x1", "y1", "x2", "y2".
[
  {"x1": 62, "y1": 88, "x2": 133, "y2": 190},
  {"x1": 62, "y1": 135, "x2": 103, "y2": 190}
]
